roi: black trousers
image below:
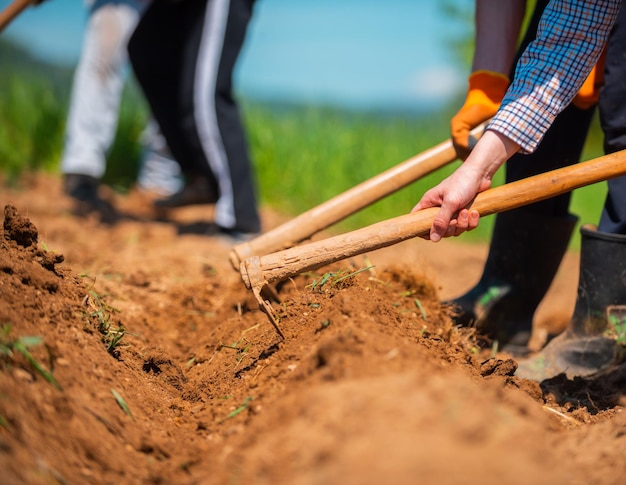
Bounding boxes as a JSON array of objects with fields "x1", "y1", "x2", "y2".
[
  {"x1": 598, "y1": 2, "x2": 626, "y2": 234},
  {"x1": 129, "y1": 0, "x2": 260, "y2": 233}
]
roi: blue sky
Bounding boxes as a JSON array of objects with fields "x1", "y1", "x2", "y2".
[{"x1": 1, "y1": 0, "x2": 469, "y2": 111}]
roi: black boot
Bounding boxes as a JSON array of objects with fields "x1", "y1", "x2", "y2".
[
  {"x1": 153, "y1": 174, "x2": 217, "y2": 209},
  {"x1": 516, "y1": 226, "x2": 626, "y2": 381},
  {"x1": 447, "y1": 208, "x2": 577, "y2": 355},
  {"x1": 63, "y1": 174, "x2": 119, "y2": 225}
]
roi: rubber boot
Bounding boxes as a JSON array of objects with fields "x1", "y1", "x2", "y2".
[
  {"x1": 447, "y1": 208, "x2": 578, "y2": 355},
  {"x1": 516, "y1": 226, "x2": 626, "y2": 381}
]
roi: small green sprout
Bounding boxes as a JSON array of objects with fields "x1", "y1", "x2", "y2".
[
  {"x1": 307, "y1": 266, "x2": 373, "y2": 292},
  {"x1": 414, "y1": 299, "x2": 427, "y2": 320},
  {"x1": 111, "y1": 388, "x2": 134, "y2": 420},
  {"x1": 0, "y1": 324, "x2": 61, "y2": 390},
  {"x1": 607, "y1": 308, "x2": 626, "y2": 345},
  {"x1": 225, "y1": 396, "x2": 253, "y2": 420},
  {"x1": 219, "y1": 339, "x2": 251, "y2": 364},
  {"x1": 85, "y1": 290, "x2": 126, "y2": 354}
]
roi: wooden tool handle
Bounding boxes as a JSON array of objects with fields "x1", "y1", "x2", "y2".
[
  {"x1": 241, "y1": 149, "x2": 626, "y2": 290},
  {"x1": 229, "y1": 124, "x2": 487, "y2": 269},
  {"x1": 0, "y1": 0, "x2": 33, "y2": 33}
]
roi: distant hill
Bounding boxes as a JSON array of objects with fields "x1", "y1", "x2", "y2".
[{"x1": 0, "y1": 37, "x2": 73, "y2": 93}]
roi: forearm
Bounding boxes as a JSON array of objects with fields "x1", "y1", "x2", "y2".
[
  {"x1": 461, "y1": 129, "x2": 520, "y2": 185},
  {"x1": 472, "y1": 0, "x2": 527, "y2": 75}
]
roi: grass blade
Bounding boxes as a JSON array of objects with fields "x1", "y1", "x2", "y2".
[{"x1": 111, "y1": 388, "x2": 134, "y2": 421}]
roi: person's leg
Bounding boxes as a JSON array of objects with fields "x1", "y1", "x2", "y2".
[
  {"x1": 129, "y1": 0, "x2": 260, "y2": 234},
  {"x1": 61, "y1": 0, "x2": 142, "y2": 222},
  {"x1": 200, "y1": 0, "x2": 260, "y2": 233},
  {"x1": 516, "y1": 5, "x2": 626, "y2": 380},
  {"x1": 447, "y1": 105, "x2": 592, "y2": 354},
  {"x1": 61, "y1": 0, "x2": 140, "y2": 180},
  {"x1": 598, "y1": 1, "x2": 626, "y2": 235},
  {"x1": 129, "y1": 0, "x2": 220, "y2": 207},
  {"x1": 446, "y1": 0, "x2": 595, "y2": 354}
]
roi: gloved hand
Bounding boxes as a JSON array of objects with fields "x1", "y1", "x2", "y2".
[
  {"x1": 451, "y1": 70, "x2": 509, "y2": 160},
  {"x1": 572, "y1": 50, "x2": 606, "y2": 110}
]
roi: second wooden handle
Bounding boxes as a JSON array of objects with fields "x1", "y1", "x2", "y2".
[{"x1": 241, "y1": 149, "x2": 626, "y2": 290}]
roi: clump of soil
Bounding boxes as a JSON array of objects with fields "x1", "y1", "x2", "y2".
[{"x1": 1, "y1": 175, "x2": 625, "y2": 485}]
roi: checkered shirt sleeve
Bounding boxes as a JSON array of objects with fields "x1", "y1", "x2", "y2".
[{"x1": 488, "y1": 0, "x2": 621, "y2": 153}]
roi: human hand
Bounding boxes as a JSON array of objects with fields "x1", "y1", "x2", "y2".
[
  {"x1": 451, "y1": 71, "x2": 509, "y2": 160},
  {"x1": 411, "y1": 164, "x2": 487, "y2": 242},
  {"x1": 412, "y1": 130, "x2": 520, "y2": 242}
]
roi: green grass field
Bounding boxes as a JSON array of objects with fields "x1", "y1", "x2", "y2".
[
  {"x1": 0, "y1": 37, "x2": 607, "y2": 250},
  {"x1": 244, "y1": 102, "x2": 607, "y2": 249}
]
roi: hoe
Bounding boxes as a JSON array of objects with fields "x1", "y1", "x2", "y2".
[{"x1": 235, "y1": 147, "x2": 626, "y2": 339}]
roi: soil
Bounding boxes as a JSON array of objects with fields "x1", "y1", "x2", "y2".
[{"x1": 1, "y1": 173, "x2": 625, "y2": 485}]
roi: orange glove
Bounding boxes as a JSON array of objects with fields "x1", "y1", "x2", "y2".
[
  {"x1": 572, "y1": 49, "x2": 606, "y2": 110},
  {"x1": 451, "y1": 70, "x2": 509, "y2": 160}
]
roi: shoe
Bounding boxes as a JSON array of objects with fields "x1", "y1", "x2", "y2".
[
  {"x1": 137, "y1": 153, "x2": 183, "y2": 196},
  {"x1": 153, "y1": 175, "x2": 217, "y2": 209},
  {"x1": 63, "y1": 174, "x2": 120, "y2": 225},
  {"x1": 137, "y1": 120, "x2": 184, "y2": 196},
  {"x1": 212, "y1": 226, "x2": 260, "y2": 246}
]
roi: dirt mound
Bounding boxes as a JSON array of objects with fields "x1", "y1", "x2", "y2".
[{"x1": 1, "y1": 175, "x2": 626, "y2": 484}]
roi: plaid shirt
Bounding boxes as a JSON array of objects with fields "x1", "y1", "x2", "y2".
[{"x1": 488, "y1": 0, "x2": 621, "y2": 153}]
